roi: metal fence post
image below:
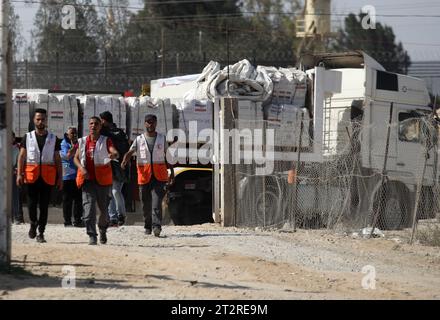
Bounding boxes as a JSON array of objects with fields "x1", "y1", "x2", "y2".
[
  {"x1": 0, "y1": 0, "x2": 11, "y2": 266},
  {"x1": 370, "y1": 102, "x2": 394, "y2": 237}
]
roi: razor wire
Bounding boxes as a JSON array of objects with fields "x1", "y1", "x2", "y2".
[{"x1": 232, "y1": 115, "x2": 440, "y2": 246}]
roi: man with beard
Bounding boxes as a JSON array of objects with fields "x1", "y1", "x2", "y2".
[
  {"x1": 16, "y1": 109, "x2": 63, "y2": 243},
  {"x1": 121, "y1": 114, "x2": 174, "y2": 237}
]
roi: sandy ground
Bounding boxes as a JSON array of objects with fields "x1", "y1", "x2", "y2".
[{"x1": 0, "y1": 223, "x2": 440, "y2": 300}]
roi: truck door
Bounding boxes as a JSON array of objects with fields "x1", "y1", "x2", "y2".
[{"x1": 366, "y1": 101, "x2": 397, "y2": 172}]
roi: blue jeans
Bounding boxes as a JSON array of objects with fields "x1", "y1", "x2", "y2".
[{"x1": 108, "y1": 180, "x2": 126, "y2": 222}]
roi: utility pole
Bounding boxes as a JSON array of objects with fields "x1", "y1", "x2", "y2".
[
  {"x1": 176, "y1": 52, "x2": 180, "y2": 75},
  {"x1": 0, "y1": 0, "x2": 12, "y2": 267},
  {"x1": 296, "y1": 0, "x2": 335, "y2": 58},
  {"x1": 25, "y1": 59, "x2": 29, "y2": 88},
  {"x1": 104, "y1": 49, "x2": 108, "y2": 83},
  {"x1": 55, "y1": 51, "x2": 59, "y2": 87},
  {"x1": 198, "y1": 30, "x2": 202, "y2": 57},
  {"x1": 161, "y1": 27, "x2": 165, "y2": 78}
]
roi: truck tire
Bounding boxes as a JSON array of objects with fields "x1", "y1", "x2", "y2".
[
  {"x1": 418, "y1": 186, "x2": 435, "y2": 220},
  {"x1": 373, "y1": 182, "x2": 410, "y2": 230},
  {"x1": 255, "y1": 186, "x2": 281, "y2": 227},
  {"x1": 238, "y1": 176, "x2": 283, "y2": 227}
]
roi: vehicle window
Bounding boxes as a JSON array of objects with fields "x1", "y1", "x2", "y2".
[{"x1": 398, "y1": 112, "x2": 421, "y2": 143}]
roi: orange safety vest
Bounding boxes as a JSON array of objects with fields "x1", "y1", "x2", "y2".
[
  {"x1": 135, "y1": 133, "x2": 169, "y2": 185},
  {"x1": 24, "y1": 131, "x2": 57, "y2": 186},
  {"x1": 76, "y1": 135, "x2": 113, "y2": 187}
]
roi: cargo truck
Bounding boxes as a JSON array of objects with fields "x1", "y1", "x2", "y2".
[{"x1": 152, "y1": 51, "x2": 438, "y2": 229}]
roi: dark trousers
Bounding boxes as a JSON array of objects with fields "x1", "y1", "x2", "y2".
[
  {"x1": 63, "y1": 179, "x2": 83, "y2": 225},
  {"x1": 82, "y1": 180, "x2": 111, "y2": 237},
  {"x1": 140, "y1": 180, "x2": 166, "y2": 230},
  {"x1": 27, "y1": 177, "x2": 52, "y2": 234}
]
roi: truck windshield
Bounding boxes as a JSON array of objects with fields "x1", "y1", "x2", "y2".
[{"x1": 398, "y1": 111, "x2": 432, "y2": 143}]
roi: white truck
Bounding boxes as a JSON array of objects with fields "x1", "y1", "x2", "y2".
[
  {"x1": 264, "y1": 51, "x2": 436, "y2": 230},
  {"x1": 153, "y1": 51, "x2": 438, "y2": 229}
]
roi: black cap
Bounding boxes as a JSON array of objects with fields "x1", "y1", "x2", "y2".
[
  {"x1": 145, "y1": 114, "x2": 157, "y2": 122},
  {"x1": 100, "y1": 111, "x2": 113, "y2": 123}
]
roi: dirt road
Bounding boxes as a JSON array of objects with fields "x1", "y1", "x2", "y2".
[{"x1": 1, "y1": 223, "x2": 440, "y2": 299}]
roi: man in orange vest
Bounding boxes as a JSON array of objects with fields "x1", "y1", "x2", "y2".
[
  {"x1": 74, "y1": 116, "x2": 119, "y2": 245},
  {"x1": 16, "y1": 108, "x2": 63, "y2": 243},
  {"x1": 121, "y1": 114, "x2": 174, "y2": 237}
]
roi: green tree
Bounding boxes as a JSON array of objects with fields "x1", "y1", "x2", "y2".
[
  {"x1": 97, "y1": 0, "x2": 131, "y2": 53},
  {"x1": 333, "y1": 13, "x2": 411, "y2": 74},
  {"x1": 125, "y1": 0, "x2": 242, "y2": 52},
  {"x1": 124, "y1": 0, "x2": 303, "y2": 73},
  {"x1": 9, "y1": 4, "x2": 24, "y2": 61},
  {"x1": 236, "y1": 0, "x2": 301, "y2": 64},
  {"x1": 31, "y1": 0, "x2": 101, "y2": 62}
]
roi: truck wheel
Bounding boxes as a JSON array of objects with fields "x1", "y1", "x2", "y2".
[
  {"x1": 373, "y1": 183, "x2": 410, "y2": 230},
  {"x1": 255, "y1": 187, "x2": 280, "y2": 227},
  {"x1": 418, "y1": 187, "x2": 435, "y2": 220}
]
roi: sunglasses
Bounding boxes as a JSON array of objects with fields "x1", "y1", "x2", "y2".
[{"x1": 146, "y1": 120, "x2": 156, "y2": 124}]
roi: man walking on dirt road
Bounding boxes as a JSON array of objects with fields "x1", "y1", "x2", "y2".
[
  {"x1": 16, "y1": 108, "x2": 63, "y2": 243},
  {"x1": 74, "y1": 116, "x2": 119, "y2": 245},
  {"x1": 99, "y1": 111, "x2": 130, "y2": 227},
  {"x1": 121, "y1": 114, "x2": 174, "y2": 237}
]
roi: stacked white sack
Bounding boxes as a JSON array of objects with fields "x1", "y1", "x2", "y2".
[
  {"x1": 12, "y1": 94, "x2": 32, "y2": 137},
  {"x1": 188, "y1": 60, "x2": 273, "y2": 102},
  {"x1": 207, "y1": 60, "x2": 273, "y2": 102},
  {"x1": 264, "y1": 104, "x2": 310, "y2": 148},
  {"x1": 57, "y1": 94, "x2": 79, "y2": 135},
  {"x1": 177, "y1": 98, "x2": 213, "y2": 143},
  {"x1": 101, "y1": 96, "x2": 127, "y2": 132},
  {"x1": 28, "y1": 93, "x2": 65, "y2": 138},
  {"x1": 126, "y1": 96, "x2": 174, "y2": 141},
  {"x1": 260, "y1": 67, "x2": 307, "y2": 107},
  {"x1": 78, "y1": 95, "x2": 98, "y2": 137}
]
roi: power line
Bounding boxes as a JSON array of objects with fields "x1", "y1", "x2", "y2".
[
  {"x1": 11, "y1": 0, "x2": 229, "y2": 10},
  {"x1": 10, "y1": 1, "x2": 440, "y2": 19}
]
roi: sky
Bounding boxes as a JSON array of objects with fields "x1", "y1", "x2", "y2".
[{"x1": 11, "y1": 0, "x2": 440, "y2": 62}]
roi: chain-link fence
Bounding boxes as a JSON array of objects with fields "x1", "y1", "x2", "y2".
[
  {"x1": 232, "y1": 115, "x2": 440, "y2": 245},
  {"x1": 13, "y1": 50, "x2": 296, "y2": 93}
]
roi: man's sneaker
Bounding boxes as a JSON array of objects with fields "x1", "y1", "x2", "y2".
[
  {"x1": 36, "y1": 234, "x2": 46, "y2": 243},
  {"x1": 64, "y1": 223, "x2": 73, "y2": 227},
  {"x1": 145, "y1": 228, "x2": 152, "y2": 235},
  {"x1": 28, "y1": 225, "x2": 37, "y2": 239},
  {"x1": 153, "y1": 227, "x2": 161, "y2": 237},
  {"x1": 89, "y1": 236, "x2": 97, "y2": 245},
  {"x1": 117, "y1": 215, "x2": 126, "y2": 226},
  {"x1": 99, "y1": 232, "x2": 107, "y2": 245}
]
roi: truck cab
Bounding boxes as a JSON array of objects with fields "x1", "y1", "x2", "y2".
[{"x1": 303, "y1": 51, "x2": 437, "y2": 229}]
